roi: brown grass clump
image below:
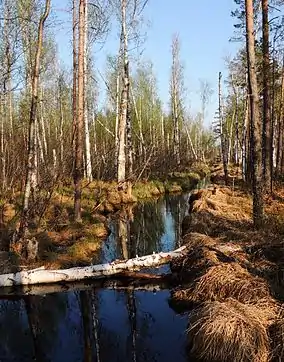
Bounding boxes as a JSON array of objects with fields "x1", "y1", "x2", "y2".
[
  {"x1": 170, "y1": 288, "x2": 196, "y2": 312},
  {"x1": 171, "y1": 233, "x2": 217, "y2": 274},
  {"x1": 188, "y1": 263, "x2": 272, "y2": 304},
  {"x1": 270, "y1": 315, "x2": 284, "y2": 362},
  {"x1": 170, "y1": 246, "x2": 219, "y2": 281},
  {"x1": 181, "y1": 215, "x2": 192, "y2": 236},
  {"x1": 185, "y1": 211, "x2": 215, "y2": 235},
  {"x1": 187, "y1": 299, "x2": 273, "y2": 362},
  {"x1": 182, "y1": 232, "x2": 216, "y2": 248},
  {"x1": 190, "y1": 187, "x2": 252, "y2": 222}
]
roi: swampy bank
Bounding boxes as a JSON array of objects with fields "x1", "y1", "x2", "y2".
[{"x1": 1, "y1": 165, "x2": 284, "y2": 361}]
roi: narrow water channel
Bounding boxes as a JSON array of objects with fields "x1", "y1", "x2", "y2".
[{"x1": 0, "y1": 191, "x2": 197, "y2": 362}]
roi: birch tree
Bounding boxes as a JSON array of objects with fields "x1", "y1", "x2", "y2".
[
  {"x1": 218, "y1": 72, "x2": 228, "y2": 184},
  {"x1": 74, "y1": 0, "x2": 86, "y2": 222},
  {"x1": 16, "y1": 0, "x2": 51, "y2": 246},
  {"x1": 117, "y1": 0, "x2": 129, "y2": 182},
  {"x1": 170, "y1": 34, "x2": 184, "y2": 167},
  {"x1": 84, "y1": 1, "x2": 93, "y2": 182}
]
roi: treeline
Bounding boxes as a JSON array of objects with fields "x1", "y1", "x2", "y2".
[
  {"x1": 216, "y1": 0, "x2": 284, "y2": 226},
  {"x1": 0, "y1": 0, "x2": 215, "y2": 252},
  {"x1": 0, "y1": 0, "x2": 214, "y2": 193}
]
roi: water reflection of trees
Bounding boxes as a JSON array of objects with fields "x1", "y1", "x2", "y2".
[
  {"x1": 0, "y1": 286, "x2": 188, "y2": 362},
  {"x1": 165, "y1": 193, "x2": 189, "y2": 248},
  {"x1": 105, "y1": 193, "x2": 190, "y2": 263},
  {"x1": 0, "y1": 292, "x2": 70, "y2": 361},
  {"x1": 24, "y1": 293, "x2": 71, "y2": 361},
  {"x1": 0, "y1": 299, "x2": 34, "y2": 361},
  {"x1": 116, "y1": 200, "x2": 166, "y2": 260},
  {"x1": 0, "y1": 195, "x2": 192, "y2": 361}
]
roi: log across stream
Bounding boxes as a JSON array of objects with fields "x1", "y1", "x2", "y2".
[{"x1": 0, "y1": 190, "x2": 198, "y2": 361}]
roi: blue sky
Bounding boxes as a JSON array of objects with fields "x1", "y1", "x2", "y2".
[{"x1": 52, "y1": 0, "x2": 241, "y2": 126}]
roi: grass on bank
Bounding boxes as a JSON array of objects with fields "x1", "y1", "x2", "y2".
[
  {"x1": 170, "y1": 170, "x2": 284, "y2": 362},
  {"x1": 187, "y1": 298, "x2": 274, "y2": 362}
]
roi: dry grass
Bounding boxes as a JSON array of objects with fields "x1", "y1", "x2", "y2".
[
  {"x1": 187, "y1": 263, "x2": 272, "y2": 304},
  {"x1": 189, "y1": 187, "x2": 252, "y2": 221},
  {"x1": 206, "y1": 187, "x2": 252, "y2": 221},
  {"x1": 182, "y1": 232, "x2": 216, "y2": 248},
  {"x1": 177, "y1": 179, "x2": 284, "y2": 361},
  {"x1": 182, "y1": 186, "x2": 266, "y2": 249},
  {"x1": 187, "y1": 298, "x2": 276, "y2": 362},
  {"x1": 270, "y1": 313, "x2": 284, "y2": 361},
  {"x1": 170, "y1": 234, "x2": 219, "y2": 279}
]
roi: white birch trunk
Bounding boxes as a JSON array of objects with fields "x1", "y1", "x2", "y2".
[
  {"x1": 84, "y1": 1, "x2": 92, "y2": 181},
  {"x1": 0, "y1": 246, "x2": 187, "y2": 287},
  {"x1": 59, "y1": 97, "x2": 64, "y2": 169},
  {"x1": 40, "y1": 86, "x2": 48, "y2": 159},
  {"x1": 36, "y1": 120, "x2": 44, "y2": 165},
  {"x1": 0, "y1": 96, "x2": 6, "y2": 189},
  {"x1": 185, "y1": 125, "x2": 198, "y2": 160},
  {"x1": 30, "y1": 120, "x2": 38, "y2": 190},
  {"x1": 52, "y1": 148, "x2": 57, "y2": 176},
  {"x1": 117, "y1": 0, "x2": 129, "y2": 182},
  {"x1": 115, "y1": 72, "x2": 120, "y2": 168},
  {"x1": 131, "y1": 83, "x2": 144, "y2": 161}
]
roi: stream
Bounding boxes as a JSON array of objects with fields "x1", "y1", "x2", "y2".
[{"x1": 0, "y1": 189, "x2": 200, "y2": 362}]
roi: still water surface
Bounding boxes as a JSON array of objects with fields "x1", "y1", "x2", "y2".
[{"x1": 0, "y1": 192, "x2": 194, "y2": 362}]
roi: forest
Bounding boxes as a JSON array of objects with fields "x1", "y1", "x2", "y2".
[
  {"x1": 0, "y1": 0, "x2": 214, "y2": 261},
  {"x1": 1, "y1": 0, "x2": 284, "y2": 361}
]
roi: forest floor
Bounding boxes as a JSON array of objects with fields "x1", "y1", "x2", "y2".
[
  {"x1": 0, "y1": 165, "x2": 207, "y2": 271},
  {"x1": 170, "y1": 164, "x2": 284, "y2": 362}
]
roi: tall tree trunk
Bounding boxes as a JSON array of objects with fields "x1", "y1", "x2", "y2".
[
  {"x1": 171, "y1": 36, "x2": 181, "y2": 167},
  {"x1": 245, "y1": 0, "x2": 264, "y2": 227},
  {"x1": 261, "y1": 0, "x2": 272, "y2": 192},
  {"x1": 72, "y1": 0, "x2": 78, "y2": 169},
  {"x1": 17, "y1": 0, "x2": 51, "y2": 242},
  {"x1": 3, "y1": 0, "x2": 13, "y2": 137},
  {"x1": 117, "y1": 0, "x2": 129, "y2": 183},
  {"x1": 231, "y1": 76, "x2": 240, "y2": 165},
  {"x1": 58, "y1": 77, "x2": 65, "y2": 171},
  {"x1": 115, "y1": 42, "x2": 122, "y2": 178},
  {"x1": 126, "y1": 92, "x2": 133, "y2": 178},
  {"x1": 242, "y1": 95, "x2": 250, "y2": 181},
  {"x1": 173, "y1": 92, "x2": 180, "y2": 167},
  {"x1": 74, "y1": 0, "x2": 85, "y2": 222},
  {"x1": 218, "y1": 72, "x2": 228, "y2": 184},
  {"x1": 84, "y1": 1, "x2": 92, "y2": 182},
  {"x1": 0, "y1": 95, "x2": 6, "y2": 191},
  {"x1": 276, "y1": 61, "x2": 284, "y2": 175},
  {"x1": 40, "y1": 86, "x2": 48, "y2": 160},
  {"x1": 131, "y1": 83, "x2": 145, "y2": 164}
]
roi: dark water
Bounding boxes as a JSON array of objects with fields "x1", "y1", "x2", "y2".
[{"x1": 0, "y1": 192, "x2": 194, "y2": 362}]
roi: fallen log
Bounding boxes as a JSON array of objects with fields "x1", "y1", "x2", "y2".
[{"x1": 0, "y1": 246, "x2": 187, "y2": 288}]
